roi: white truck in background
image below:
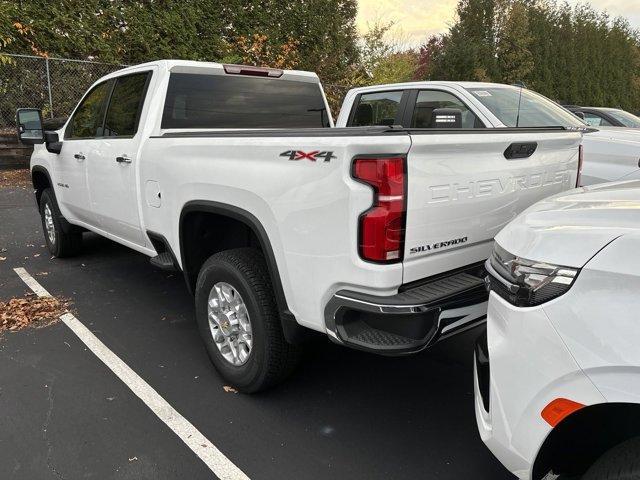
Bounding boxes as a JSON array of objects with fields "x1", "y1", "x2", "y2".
[
  {"x1": 336, "y1": 81, "x2": 640, "y2": 186},
  {"x1": 18, "y1": 61, "x2": 582, "y2": 392}
]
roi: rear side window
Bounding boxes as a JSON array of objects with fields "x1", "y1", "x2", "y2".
[
  {"x1": 161, "y1": 73, "x2": 329, "y2": 129},
  {"x1": 411, "y1": 90, "x2": 481, "y2": 128},
  {"x1": 103, "y1": 72, "x2": 150, "y2": 137},
  {"x1": 350, "y1": 91, "x2": 403, "y2": 126},
  {"x1": 66, "y1": 80, "x2": 113, "y2": 139},
  {"x1": 583, "y1": 112, "x2": 613, "y2": 127}
]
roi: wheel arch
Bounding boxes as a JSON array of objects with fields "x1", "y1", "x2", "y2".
[
  {"x1": 532, "y1": 402, "x2": 640, "y2": 479},
  {"x1": 31, "y1": 165, "x2": 52, "y2": 206},
  {"x1": 179, "y1": 200, "x2": 309, "y2": 344}
]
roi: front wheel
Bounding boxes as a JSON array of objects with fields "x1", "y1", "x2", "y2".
[
  {"x1": 39, "y1": 188, "x2": 82, "y2": 257},
  {"x1": 195, "y1": 248, "x2": 300, "y2": 393},
  {"x1": 583, "y1": 437, "x2": 640, "y2": 480}
]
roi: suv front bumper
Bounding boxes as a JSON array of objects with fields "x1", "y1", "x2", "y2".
[{"x1": 324, "y1": 268, "x2": 488, "y2": 355}]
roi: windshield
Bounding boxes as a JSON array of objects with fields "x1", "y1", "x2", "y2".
[
  {"x1": 606, "y1": 109, "x2": 640, "y2": 128},
  {"x1": 466, "y1": 87, "x2": 586, "y2": 128}
]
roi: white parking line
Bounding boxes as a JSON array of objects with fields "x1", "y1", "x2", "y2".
[{"x1": 13, "y1": 267, "x2": 250, "y2": 480}]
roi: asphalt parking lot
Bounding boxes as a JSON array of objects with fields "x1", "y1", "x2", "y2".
[{"x1": 0, "y1": 182, "x2": 514, "y2": 480}]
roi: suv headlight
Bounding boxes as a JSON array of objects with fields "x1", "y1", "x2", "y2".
[{"x1": 486, "y1": 244, "x2": 579, "y2": 307}]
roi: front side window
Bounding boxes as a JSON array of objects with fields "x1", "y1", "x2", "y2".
[
  {"x1": 583, "y1": 112, "x2": 612, "y2": 127},
  {"x1": 103, "y1": 72, "x2": 150, "y2": 137},
  {"x1": 162, "y1": 73, "x2": 329, "y2": 129},
  {"x1": 411, "y1": 90, "x2": 481, "y2": 128},
  {"x1": 66, "y1": 80, "x2": 113, "y2": 139},
  {"x1": 350, "y1": 91, "x2": 403, "y2": 127},
  {"x1": 466, "y1": 87, "x2": 586, "y2": 128}
]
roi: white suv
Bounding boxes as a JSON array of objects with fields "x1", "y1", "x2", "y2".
[{"x1": 475, "y1": 180, "x2": 640, "y2": 479}]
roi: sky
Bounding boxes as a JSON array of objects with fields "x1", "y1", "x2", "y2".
[{"x1": 356, "y1": 0, "x2": 640, "y2": 46}]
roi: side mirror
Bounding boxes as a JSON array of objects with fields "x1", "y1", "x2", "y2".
[
  {"x1": 44, "y1": 131, "x2": 62, "y2": 155},
  {"x1": 16, "y1": 108, "x2": 45, "y2": 144},
  {"x1": 574, "y1": 111, "x2": 586, "y2": 120},
  {"x1": 431, "y1": 108, "x2": 463, "y2": 129}
]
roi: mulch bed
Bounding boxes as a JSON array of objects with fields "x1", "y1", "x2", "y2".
[{"x1": 0, "y1": 293, "x2": 69, "y2": 332}]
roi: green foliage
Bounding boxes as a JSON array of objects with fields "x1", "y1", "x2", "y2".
[
  {"x1": 0, "y1": 0, "x2": 360, "y2": 83},
  {"x1": 370, "y1": 52, "x2": 418, "y2": 85},
  {"x1": 422, "y1": 0, "x2": 640, "y2": 111},
  {"x1": 355, "y1": 20, "x2": 419, "y2": 85}
]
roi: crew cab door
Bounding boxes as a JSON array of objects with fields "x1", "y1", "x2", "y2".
[
  {"x1": 56, "y1": 79, "x2": 114, "y2": 226},
  {"x1": 86, "y1": 71, "x2": 152, "y2": 246}
]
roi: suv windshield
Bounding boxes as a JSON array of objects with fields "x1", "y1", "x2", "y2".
[
  {"x1": 606, "y1": 109, "x2": 640, "y2": 128},
  {"x1": 466, "y1": 86, "x2": 586, "y2": 128}
]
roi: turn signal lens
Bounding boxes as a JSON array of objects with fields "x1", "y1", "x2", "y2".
[{"x1": 541, "y1": 398, "x2": 585, "y2": 427}]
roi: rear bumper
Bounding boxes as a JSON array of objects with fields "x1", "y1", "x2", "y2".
[{"x1": 324, "y1": 268, "x2": 488, "y2": 354}]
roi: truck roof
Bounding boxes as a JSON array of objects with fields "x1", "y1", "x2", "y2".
[
  {"x1": 99, "y1": 59, "x2": 320, "y2": 82},
  {"x1": 347, "y1": 81, "x2": 518, "y2": 94}
]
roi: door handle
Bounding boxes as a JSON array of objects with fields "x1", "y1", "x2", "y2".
[
  {"x1": 74, "y1": 153, "x2": 85, "y2": 160},
  {"x1": 116, "y1": 155, "x2": 132, "y2": 164},
  {"x1": 504, "y1": 142, "x2": 537, "y2": 160}
]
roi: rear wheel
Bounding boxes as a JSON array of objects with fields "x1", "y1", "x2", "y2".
[
  {"x1": 583, "y1": 437, "x2": 640, "y2": 480},
  {"x1": 195, "y1": 248, "x2": 300, "y2": 393},
  {"x1": 39, "y1": 188, "x2": 82, "y2": 257}
]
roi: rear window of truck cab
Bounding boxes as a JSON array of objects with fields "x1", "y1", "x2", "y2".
[{"x1": 161, "y1": 73, "x2": 330, "y2": 129}]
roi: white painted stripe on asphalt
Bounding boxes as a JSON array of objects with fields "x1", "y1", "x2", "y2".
[
  {"x1": 13, "y1": 267, "x2": 250, "y2": 480},
  {"x1": 14, "y1": 267, "x2": 52, "y2": 297}
]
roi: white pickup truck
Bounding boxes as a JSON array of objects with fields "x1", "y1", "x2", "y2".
[
  {"x1": 337, "y1": 81, "x2": 640, "y2": 186},
  {"x1": 18, "y1": 61, "x2": 582, "y2": 392}
]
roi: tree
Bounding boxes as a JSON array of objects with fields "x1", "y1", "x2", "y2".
[
  {"x1": 419, "y1": 0, "x2": 640, "y2": 111},
  {"x1": 495, "y1": 1, "x2": 534, "y2": 84}
]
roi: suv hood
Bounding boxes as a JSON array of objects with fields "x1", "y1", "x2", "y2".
[{"x1": 495, "y1": 180, "x2": 640, "y2": 268}]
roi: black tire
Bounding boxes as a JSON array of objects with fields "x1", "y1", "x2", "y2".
[
  {"x1": 39, "y1": 188, "x2": 82, "y2": 257},
  {"x1": 583, "y1": 437, "x2": 640, "y2": 480},
  {"x1": 195, "y1": 248, "x2": 300, "y2": 393}
]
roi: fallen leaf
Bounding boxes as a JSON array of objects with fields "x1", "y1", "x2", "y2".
[
  {"x1": 0, "y1": 257, "x2": 5, "y2": 262},
  {"x1": 0, "y1": 294, "x2": 69, "y2": 332},
  {"x1": 0, "y1": 169, "x2": 30, "y2": 188},
  {"x1": 223, "y1": 385, "x2": 238, "y2": 394}
]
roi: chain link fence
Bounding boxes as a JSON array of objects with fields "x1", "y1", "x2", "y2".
[
  {"x1": 0, "y1": 53, "x2": 354, "y2": 133},
  {"x1": 0, "y1": 54, "x2": 127, "y2": 133}
]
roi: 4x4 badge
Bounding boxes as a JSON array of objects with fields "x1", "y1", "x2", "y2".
[{"x1": 280, "y1": 150, "x2": 336, "y2": 162}]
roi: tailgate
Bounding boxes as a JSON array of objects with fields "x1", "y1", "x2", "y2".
[{"x1": 402, "y1": 130, "x2": 582, "y2": 284}]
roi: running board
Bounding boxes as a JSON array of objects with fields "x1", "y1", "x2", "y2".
[
  {"x1": 146, "y1": 231, "x2": 180, "y2": 272},
  {"x1": 150, "y1": 252, "x2": 178, "y2": 271}
]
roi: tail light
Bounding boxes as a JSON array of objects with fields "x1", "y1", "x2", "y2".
[
  {"x1": 352, "y1": 157, "x2": 406, "y2": 263},
  {"x1": 576, "y1": 144, "x2": 584, "y2": 187}
]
